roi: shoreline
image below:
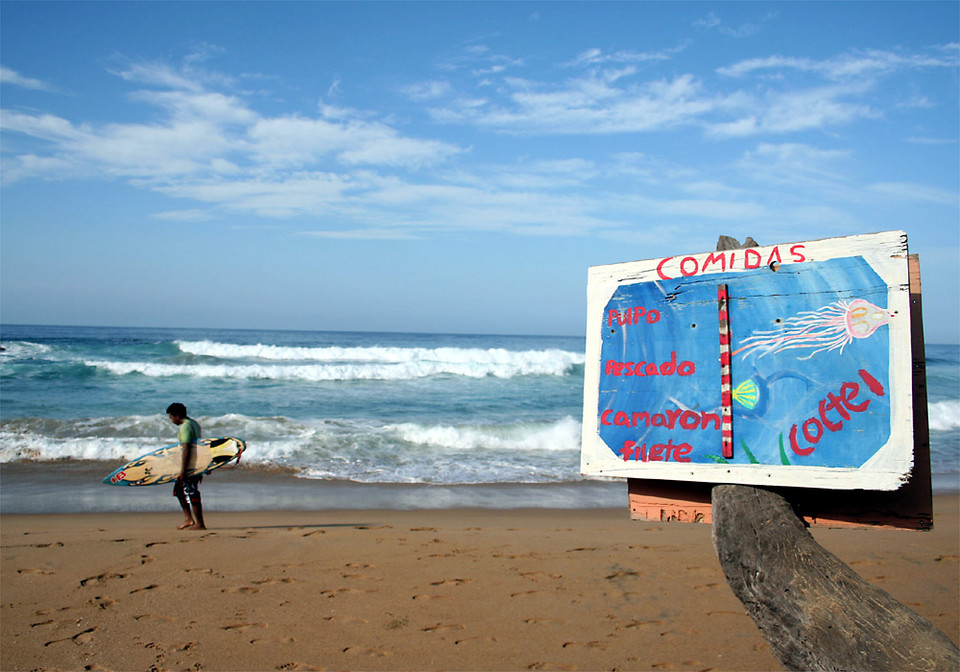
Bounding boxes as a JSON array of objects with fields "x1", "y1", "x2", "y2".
[
  {"x1": 0, "y1": 462, "x2": 628, "y2": 513},
  {"x1": 3, "y1": 497, "x2": 957, "y2": 671},
  {"x1": 2, "y1": 461, "x2": 957, "y2": 515}
]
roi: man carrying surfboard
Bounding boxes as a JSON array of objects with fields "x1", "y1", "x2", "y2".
[{"x1": 167, "y1": 403, "x2": 206, "y2": 530}]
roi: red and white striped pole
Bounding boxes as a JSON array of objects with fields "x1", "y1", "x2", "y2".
[{"x1": 718, "y1": 284, "x2": 734, "y2": 459}]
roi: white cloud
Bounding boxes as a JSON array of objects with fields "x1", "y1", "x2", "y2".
[
  {"x1": 694, "y1": 12, "x2": 777, "y2": 38},
  {"x1": 719, "y1": 48, "x2": 958, "y2": 80},
  {"x1": 567, "y1": 44, "x2": 687, "y2": 68},
  {"x1": 151, "y1": 209, "x2": 215, "y2": 222},
  {"x1": 707, "y1": 84, "x2": 878, "y2": 137},
  {"x1": 451, "y1": 73, "x2": 719, "y2": 135},
  {"x1": 0, "y1": 66, "x2": 55, "y2": 91},
  {"x1": 868, "y1": 182, "x2": 958, "y2": 206}
]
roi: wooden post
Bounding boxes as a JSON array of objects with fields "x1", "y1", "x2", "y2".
[
  {"x1": 712, "y1": 484, "x2": 959, "y2": 671},
  {"x1": 709, "y1": 237, "x2": 958, "y2": 671}
]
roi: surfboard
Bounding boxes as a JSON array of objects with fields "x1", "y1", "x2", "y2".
[{"x1": 103, "y1": 437, "x2": 246, "y2": 486}]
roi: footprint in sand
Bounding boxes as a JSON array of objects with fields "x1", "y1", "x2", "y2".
[
  {"x1": 561, "y1": 640, "x2": 606, "y2": 650},
  {"x1": 135, "y1": 614, "x2": 176, "y2": 623},
  {"x1": 341, "y1": 573, "x2": 381, "y2": 581},
  {"x1": 624, "y1": 618, "x2": 666, "y2": 630},
  {"x1": 520, "y1": 571, "x2": 563, "y2": 581},
  {"x1": 324, "y1": 615, "x2": 368, "y2": 625},
  {"x1": 430, "y1": 578, "x2": 469, "y2": 586},
  {"x1": 130, "y1": 584, "x2": 162, "y2": 594},
  {"x1": 341, "y1": 646, "x2": 390, "y2": 657},
  {"x1": 455, "y1": 636, "x2": 498, "y2": 645},
  {"x1": 222, "y1": 622, "x2": 268, "y2": 631},
  {"x1": 222, "y1": 586, "x2": 260, "y2": 594},
  {"x1": 80, "y1": 572, "x2": 127, "y2": 587},
  {"x1": 412, "y1": 594, "x2": 450, "y2": 601},
  {"x1": 253, "y1": 577, "x2": 295, "y2": 585},
  {"x1": 44, "y1": 626, "x2": 98, "y2": 647},
  {"x1": 422, "y1": 623, "x2": 465, "y2": 632},
  {"x1": 320, "y1": 588, "x2": 361, "y2": 598},
  {"x1": 706, "y1": 610, "x2": 749, "y2": 618},
  {"x1": 510, "y1": 590, "x2": 542, "y2": 597},
  {"x1": 526, "y1": 661, "x2": 577, "y2": 670},
  {"x1": 605, "y1": 570, "x2": 641, "y2": 580},
  {"x1": 17, "y1": 568, "x2": 54, "y2": 575}
]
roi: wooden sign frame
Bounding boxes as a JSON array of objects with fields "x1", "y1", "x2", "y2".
[
  {"x1": 582, "y1": 231, "x2": 916, "y2": 491},
  {"x1": 625, "y1": 254, "x2": 932, "y2": 530}
]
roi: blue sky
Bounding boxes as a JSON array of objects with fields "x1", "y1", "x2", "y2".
[{"x1": 2, "y1": 2, "x2": 958, "y2": 341}]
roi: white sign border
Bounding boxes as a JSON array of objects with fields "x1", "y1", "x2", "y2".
[{"x1": 581, "y1": 230, "x2": 914, "y2": 491}]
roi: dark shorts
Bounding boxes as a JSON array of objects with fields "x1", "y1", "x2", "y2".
[{"x1": 173, "y1": 475, "x2": 203, "y2": 504}]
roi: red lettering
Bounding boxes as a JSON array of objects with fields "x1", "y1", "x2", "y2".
[
  {"x1": 788, "y1": 370, "x2": 885, "y2": 456},
  {"x1": 665, "y1": 408, "x2": 683, "y2": 429},
  {"x1": 766, "y1": 247, "x2": 783, "y2": 267},
  {"x1": 605, "y1": 353, "x2": 695, "y2": 377},
  {"x1": 679, "y1": 256, "x2": 699, "y2": 277},
  {"x1": 679, "y1": 410, "x2": 701, "y2": 430},
  {"x1": 702, "y1": 252, "x2": 727, "y2": 273},
  {"x1": 745, "y1": 248, "x2": 762, "y2": 269},
  {"x1": 790, "y1": 244, "x2": 806, "y2": 262},
  {"x1": 621, "y1": 441, "x2": 637, "y2": 461},
  {"x1": 802, "y1": 417, "x2": 824, "y2": 444},
  {"x1": 858, "y1": 369, "x2": 885, "y2": 397},
  {"x1": 700, "y1": 412, "x2": 721, "y2": 430},
  {"x1": 818, "y1": 398, "x2": 843, "y2": 431},
  {"x1": 824, "y1": 392, "x2": 850, "y2": 421},
  {"x1": 657, "y1": 257, "x2": 674, "y2": 280},
  {"x1": 648, "y1": 443, "x2": 665, "y2": 461},
  {"x1": 660, "y1": 351, "x2": 677, "y2": 375},
  {"x1": 840, "y1": 382, "x2": 868, "y2": 413},
  {"x1": 600, "y1": 407, "x2": 723, "y2": 432},
  {"x1": 790, "y1": 424, "x2": 814, "y2": 456},
  {"x1": 673, "y1": 442, "x2": 693, "y2": 462},
  {"x1": 609, "y1": 306, "x2": 660, "y2": 327}
]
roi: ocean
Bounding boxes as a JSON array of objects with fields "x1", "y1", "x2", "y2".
[{"x1": 1, "y1": 325, "x2": 957, "y2": 514}]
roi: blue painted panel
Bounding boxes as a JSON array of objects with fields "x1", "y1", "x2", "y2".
[{"x1": 598, "y1": 257, "x2": 892, "y2": 469}]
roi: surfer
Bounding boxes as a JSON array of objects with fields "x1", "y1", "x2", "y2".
[{"x1": 166, "y1": 403, "x2": 206, "y2": 530}]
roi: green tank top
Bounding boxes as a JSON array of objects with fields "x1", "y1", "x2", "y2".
[{"x1": 178, "y1": 417, "x2": 201, "y2": 445}]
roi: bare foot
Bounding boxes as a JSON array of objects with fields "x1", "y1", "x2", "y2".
[
  {"x1": 186, "y1": 524, "x2": 206, "y2": 531},
  {"x1": 177, "y1": 521, "x2": 195, "y2": 530}
]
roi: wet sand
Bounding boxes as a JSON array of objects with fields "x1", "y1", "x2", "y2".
[{"x1": 2, "y1": 497, "x2": 958, "y2": 671}]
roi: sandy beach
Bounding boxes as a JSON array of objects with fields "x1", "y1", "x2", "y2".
[{"x1": 2, "y1": 496, "x2": 958, "y2": 672}]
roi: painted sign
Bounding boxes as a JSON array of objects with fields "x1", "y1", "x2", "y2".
[{"x1": 581, "y1": 231, "x2": 914, "y2": 490}]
